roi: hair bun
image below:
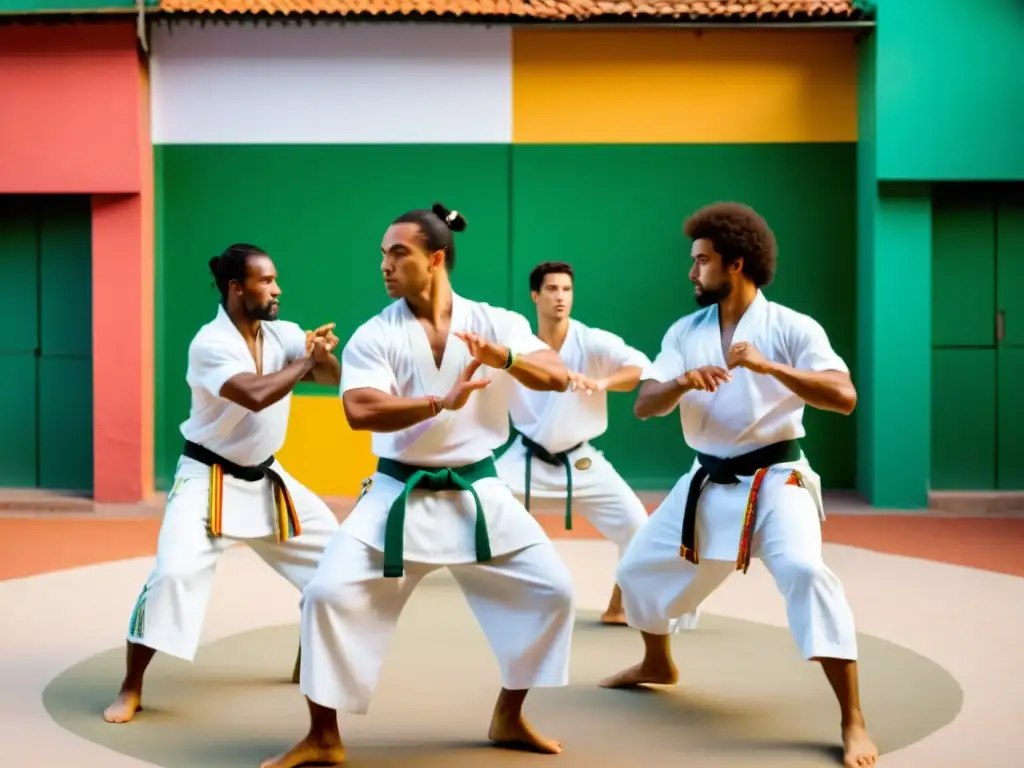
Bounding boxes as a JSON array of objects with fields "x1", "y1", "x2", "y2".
[
  {"x1": 432, "y1": 202, "x2": 467, "y2": 233},
  {"x1": 208, "y1": 255, "x2": 221, "y2": 277}
]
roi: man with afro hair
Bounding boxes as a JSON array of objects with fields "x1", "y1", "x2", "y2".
[{"x1": 601, "y1": 203, "x2": 878, "y2": 767}]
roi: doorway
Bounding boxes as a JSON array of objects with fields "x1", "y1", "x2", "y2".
[
  {"x1": 931, "y1": 183, "x2": 1024, "y2": 491},
  {"x1": 0, "y1": 195, "x2": 93, "y2": 492}
]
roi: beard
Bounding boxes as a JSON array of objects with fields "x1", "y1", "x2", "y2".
[
  {"x1": 246, "y1": 296, "x2": 279, "y2": 321},
  {"x1": 694, "y1": 279, "x2": 732, "y2": 308}
]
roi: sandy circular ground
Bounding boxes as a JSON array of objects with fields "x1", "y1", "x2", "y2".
[{"x1": 43, "y1": 572, "x2": 962, "y2": 767}]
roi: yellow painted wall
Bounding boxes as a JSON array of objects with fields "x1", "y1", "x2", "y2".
[
  {"x1": 512, "y1": 28, "x2": 859, "y2": 144},
  {"x1": 276, "y1": 396, "x2": 375, "y2": 498}
]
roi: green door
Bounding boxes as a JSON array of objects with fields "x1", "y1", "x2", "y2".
[
  {"x1": 0, "y1": 198, "x2": 41, "y2": 487},
  {"x1": 0, "y1": 195, "x2": 93, "y2": 493},
  {"x1": 931, "y1": 185, "x2": 1024, "y2": 491},
  {"x1": 996, "y1": 195, "x2": 1024, "y2": 490}
]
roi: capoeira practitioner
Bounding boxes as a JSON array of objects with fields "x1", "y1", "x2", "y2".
[
  {"x1": 261, "y1": 204, "x2": 575, "y2": 768},
  {"x1": 104, "y1": 243, "x2": 341, "y2": 724},
  {"x1": 600, "y1": 203, "x2": 878, "y2": 768},
  {"x1": 496, "y1": 260, "x2": 688, "y2": 627}
]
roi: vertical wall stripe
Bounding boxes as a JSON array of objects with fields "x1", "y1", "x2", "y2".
[
  {"x1": 92, "y1": 30, "x2": 154, "y2": 502},
  {"x1": 93, "y1": 194, "x2": 149, "y2": 501},
  {"x1": 512, "y1": 28, "x2": 858, "y2": 144},
  {"x1": 151, "y1": 22, "x2": 513, "y2": 144},
  {"x1": 138, "y1": 55, "x2": 155, "y2": 498}
]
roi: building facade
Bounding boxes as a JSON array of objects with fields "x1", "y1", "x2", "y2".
[{"x1": 0, "y1": 0, "x2": 1020, "y2": 509}]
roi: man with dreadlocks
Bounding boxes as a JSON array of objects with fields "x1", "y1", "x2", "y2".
[
  {"x1": 261, "y1": 203, "x2": 575, "y2": 768},
  {"x1": 103, "y1": 243, "x2": 341, "y2": 725},
  {"x1": 600, "y1": 203, "x2": 878, "y2": 768}
]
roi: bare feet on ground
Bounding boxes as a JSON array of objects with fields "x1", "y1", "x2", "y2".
[
  {"x1": 489, "y1": 710, "x2": 562, "y2": 754},
  {"x1": 842, "y1": 723, "x2": 879, "y2": 767},
  {"x1": 599, "y1": 609, "x2": 627, "y2": 626},
  {"x1": 103, "y1": 690, "x2": 142, "y2": 723},
  {"x1": 598, "y1": 659, "x2": 679, "y2": 688},
  {"x1": 259, "y1": 734, "x2": 345, "y2": 768}
]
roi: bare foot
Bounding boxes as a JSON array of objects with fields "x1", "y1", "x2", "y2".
[
  {"x1": 599, "y1": 609, "x2": 627, "y2": 626},
  {"x1": 103, "y1": 690, "x2": 142, "y2": 723},
  {"x1": 488, "y1": 711, "x2": 562, "y2": 754},
  {"x1": 260, "y1": 734, "x2": 345, "y2": 768},
  {"x1": 842, "y1": 723, "x2": 878, "y2": 767},
  {"x1": 598, "y1": 659, "x2": 679, "y2": 689}
]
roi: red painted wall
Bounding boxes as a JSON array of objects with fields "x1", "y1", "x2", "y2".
[
  {"x1": 0, "y1": 23, "x2": 142, "y2": 194},
  {"x1": 0, "y1": 22, "x2": 153, "y2": 502}
]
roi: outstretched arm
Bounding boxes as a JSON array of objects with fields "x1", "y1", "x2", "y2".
[
  {"x1": 633, "y1": 376, "x2": 691, "y2": 419},
  {"x1": 726, "y1": 318, "x2": 856, "y2": 415},
  {"x1": 456, "y1": 310, "x2": 570, "y2": 393},
  {"x1": 764, "y1": 364, "x2": 856, "y2": 415},
  {"x1": 343, "y1": 388, "x2": 437, "y2": 433},
  {"x1": 507, "y1": 348, "x2": 570, "y2": 392},
  {"x1": 191, "y1": 335, "x2": 315, "y2": 413},
  {"x1": 305, "y1": 352, "x2": 341, "y2": 387},
  {"x1": 221, "y1": 360, "x2": 315, "y2": 412}
]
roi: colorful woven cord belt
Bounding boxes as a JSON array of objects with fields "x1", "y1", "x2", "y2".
[{"x1": 681, "y1": 439, "x2": 803, "y2": 573}]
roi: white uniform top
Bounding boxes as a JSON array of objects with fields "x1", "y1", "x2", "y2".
[
  {"x1": 508, "y1": 319, "x2": 651, "y2": 454},
  {"x1": 180, "y1": 304, "x2": 307, "y2": 466},
  {"x1": 642, "y1": 291, "x2": 848, "y2": 459},
  {"x1": 338, "y1": 292, "x2": 554, "y2": 564},
  {"x1": 341, "y1": 292, "x2": 550, "y2": 467}
]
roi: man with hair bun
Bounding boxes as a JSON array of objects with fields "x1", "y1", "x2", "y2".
[
  {"x1": 103, "y1": 243, "x2": 342, "y2": 725},
  {"x1": 262, "y1": 203, "x2": 575, "y2": 768},
  {"x1": 601, "y1": 203, "x2": 878, "y2": 768}
]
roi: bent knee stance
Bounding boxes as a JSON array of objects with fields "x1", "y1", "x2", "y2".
[
  {"x1": 127, "y1": 564, "x2": 216, "y2": 661},
  {"x1": 770, "y1": 556, "x2": 857, "y2": 661}
]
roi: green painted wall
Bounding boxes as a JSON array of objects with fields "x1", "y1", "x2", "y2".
[
  {"x1": 859, "y1": 0, "x2": 1024, "y2": 505},
  {"x1": 154, "y1": 142, "x2": 858, "y2": 492},
  {"x1": 0, "y1": 0, "x2": 155, "y2": 11},
  {"x1": 510, "y1": 144, "x2": 858, "y2": 489},
  {"x1": 0, "y1": 195, "x2": 93, "y2": 492},
  {"x1": 875, "y1": 0, "x2": 1024, "y2": 181}
]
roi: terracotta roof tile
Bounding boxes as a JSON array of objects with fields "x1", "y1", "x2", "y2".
[{"x1": 155, "y1": 0, "x2": 868, "y2": 21}]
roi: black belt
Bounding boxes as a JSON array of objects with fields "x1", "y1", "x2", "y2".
[
  {"x1": 681, "y1": 439, "x2": 802, "y2": 572},
  {"x1": 182, "y1": 440, "x2": 301, "y2": 541},
  {"x1": 520, "y1": 433, "x2": 583, "y2": 531}
]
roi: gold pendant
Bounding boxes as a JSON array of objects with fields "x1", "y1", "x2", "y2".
[
  {"x1": 574, "y1": 457, "x2": 592, "y2": 471},
  {"x1": 358, "y1": 476, "x2": 374, "y2": 500}
]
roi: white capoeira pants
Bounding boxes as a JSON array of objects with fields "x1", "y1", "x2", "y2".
[
  {"x1": 299, "y1": 531, "x2": 575, "y2": 714},
  {"x1": 617, "y1": 472, "x2": 857, "y2": 661},
  {"x1": 126, "y1": 458, "x2": 338, "y2": 662},
  {"x1": 496, "y1": 436, "x2": 700, "y2": 631},
  {"x1": 495, "y1": 437, "x2": 648, "y2": 556}
]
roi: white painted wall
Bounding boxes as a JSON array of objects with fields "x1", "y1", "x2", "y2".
[{"x1": 151, "y1": 22, "x2": 512, "y2": 144}]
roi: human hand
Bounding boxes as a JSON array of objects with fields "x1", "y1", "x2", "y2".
[
  {"x1": 726, "y1": 342, "x2": 773, "y2": 374},
  {"x1": 567, "y1": 371, "x2": 605, "y2": 395},
  {"x1": 454, "y1": 331, "x2": 509, "y2": 370},
  {"x1": 678, "y1": 366, "x2": 732, "y2": 393},
  {"x1": 305, "y1": 323, "x2": 339, "y2": 362},
  {"x1": 440, "y1": 360, "x2": 492, "y2": 411}
]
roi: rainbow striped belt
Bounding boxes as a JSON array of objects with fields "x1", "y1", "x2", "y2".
[
  {"x1": 681, "y1": 439, "x2": 803, "y2": 573},
  {"x1": 182, "y1": 440, "x2": 302, "y2": 543}
]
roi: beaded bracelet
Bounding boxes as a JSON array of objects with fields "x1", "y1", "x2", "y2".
[{"x1": 426, "y1": 395, "x2": 441, "y2": 416}]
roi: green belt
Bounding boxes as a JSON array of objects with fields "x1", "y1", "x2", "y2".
[
  {"x1": 378, "y1": 456, "x2": 497, "y2": 578},
  {"x1": 519, "y1": 433, "x2": 582, "y2": 531}
]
